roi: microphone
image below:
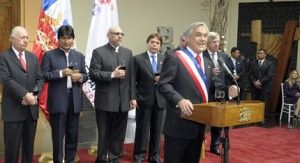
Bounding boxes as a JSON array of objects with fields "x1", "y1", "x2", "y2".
[
  {"x1": 217, "y1": 57, "x2": 240, "y2": 105},
  {"x1": 217, "y1": 57, "x2": 234, "y2": 79}
]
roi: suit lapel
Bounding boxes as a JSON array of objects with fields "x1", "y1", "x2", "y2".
[
  {"x1": 157, "y1": 54, "x2": 164, "y2": 73},
  {"x1": 142, "y1": 52, "x2": 154, "y2": 74},
  {"x1": 257, "y1": 60, "x2": 263, "y2": 70},
  {"x1": 25, "y1": 51, "x2": 35, "y2": 79},
  {"x1": 203, "y1": 51, "x2": 212, "y2": 75},
  {"x1": 9, "y1": 49, "x2": 26, "y2": 72},
  {"x1": 25, "y1": 51, "x2": 31, "y2": 72},
  {"x1": 228, "y1": 58, "x2": 234, "y2": 70},
  {"x1": 235, "y1": 59, "x2": 241, "y2": 71}
]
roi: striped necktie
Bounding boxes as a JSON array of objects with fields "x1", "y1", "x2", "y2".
[{"x1": 19, "y1": 52, "x2": 27, "y2": 71}]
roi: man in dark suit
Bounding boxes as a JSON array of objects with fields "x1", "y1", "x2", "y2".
[
  {"x1": 250, "y1": 49, "x2": 274, "y2": 127},
  {"x1": 158, "y1": 22, "x2": 225, "y2": 163},
  {"x1": 226, "y1": 47, "x2": 245, "y2": 99},
  {"x1": 89, "y1": 26, "x2": 136, "y2": 163},
  {"x1": 0, "y1": 26, "x2": 43, "y2": 163},
  {"x1": 41, "y1": 25, "x2": 88, "y2": 163},
  {"x1": 131, "y1": 33, "x2": 165, "y2": 163},
  {"x1": 164, "y1": 33, "x2": 187, "y2": 57},
  {"x1": 202, "y1": 31, "x2": 229, "y2": 156}
]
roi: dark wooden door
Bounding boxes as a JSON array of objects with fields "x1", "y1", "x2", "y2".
[{"x1": 0, "y1": 0, "x2": 20, "y2": 156}]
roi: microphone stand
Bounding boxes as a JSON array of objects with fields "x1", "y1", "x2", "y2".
[
  {"x1": 221, "y1": 70, "x2": 241, "y2": 163},
  {"x1": 230, "y1": 74, "x2": 240, "y2": 105}
]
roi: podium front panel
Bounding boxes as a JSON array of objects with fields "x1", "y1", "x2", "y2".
[{"x1": 181, "y1": 100, "x2": 264, "y2": 127}]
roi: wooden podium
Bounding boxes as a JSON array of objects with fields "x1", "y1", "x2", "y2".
[
  {"x1": 181, "y1": 100, "x2": 265, "y2": 127},
  {"x1": 181, "y1": 100, "x2": 265, "y2": 163}
]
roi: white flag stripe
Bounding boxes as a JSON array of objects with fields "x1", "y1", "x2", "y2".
[
  {"x1": 44, "y1": 0, "x2": 74, "y2": 29},
  {"x1": 177, "y1": 51, "x2": 208, "y2": 102},
  {"x1": 32, "y1": 0, "x2": 74, "y2": 114},
  {"x1": 83, "y1": 0, "x2": 119, "y2": 107}
]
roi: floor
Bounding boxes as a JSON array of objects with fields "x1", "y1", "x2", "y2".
[
  {"x1": 0, "y1": 102, "x2": 298, "y2": 159},
  {"x1": 0, "y1": 109, "x2": 98, "y2": 157}
]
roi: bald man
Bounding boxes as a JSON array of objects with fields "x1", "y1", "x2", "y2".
[{"x1": 89, "y1": 26, "x2": 136, "y2": 163}]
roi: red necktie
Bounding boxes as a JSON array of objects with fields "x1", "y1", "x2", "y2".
[
  {"x1": 196, "y1": 54, "x2": 204, "y2": 72},
  {"x1": 19, "y1": 53, "x2": 27, "y2": 71}
]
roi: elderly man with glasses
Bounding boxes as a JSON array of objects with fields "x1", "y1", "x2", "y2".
[{"x1": 89, "y1": 26, "x2": 136, "y2": 163}]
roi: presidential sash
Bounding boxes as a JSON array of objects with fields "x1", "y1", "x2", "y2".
[{"x1": 175, "y1": 48, "x2": 208, "y2": 103}]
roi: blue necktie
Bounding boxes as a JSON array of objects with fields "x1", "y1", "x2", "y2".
[{"x1": 151, "y1": 55, "x2": 157, "y2": 73}]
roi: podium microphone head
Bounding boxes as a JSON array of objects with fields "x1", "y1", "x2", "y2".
[{"x1": 217, "y1": 58, "x2": 232, "y2": 76}]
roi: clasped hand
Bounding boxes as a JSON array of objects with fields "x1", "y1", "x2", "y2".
[
  {"x1": 21, "y1": 92, "x2": 37, "y2": 106},
  {"x1": 253, "y1": 80, "x2": 262, "y2": 89},
  {"x1": 113, "y1": 65, "x2": 126, "y2": 79},
  {"x1": 62, "y1": 68, "x2": 82, "y2": 82}
]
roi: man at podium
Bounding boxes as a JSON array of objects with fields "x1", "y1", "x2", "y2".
[{"x1": 158, "y1": 22, "x2": 226, "y2": 163}]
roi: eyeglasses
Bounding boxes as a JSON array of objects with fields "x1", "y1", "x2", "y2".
[{"x1": 110, "y1": 32, "x2": 125, "y2": 36}]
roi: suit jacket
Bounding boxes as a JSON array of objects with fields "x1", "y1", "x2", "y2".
[
  {"x1": 250, "y1": 59, "x2": 273, "y2": 92},
  {"x1": 0, "y1": 48, "x2": 43, "y2": 121},
  {"x1": 225, "y1": 57, "x2": 245, "y2": 86},
  {"x1": 131, "y1": 52, "x2": 166, "y2": 108},
  {"x1": 89, "y1": 44, "x2": 133, "y2": 112},
  {"x1": 41, "y1": 48, "x2": 88, "y2": 114},
  {"x1": 202, "y1": 50, "x2": 228, "y2": 101},
  {"x1": 158, "y1": 48, "x2": 222, "y2": 139}
]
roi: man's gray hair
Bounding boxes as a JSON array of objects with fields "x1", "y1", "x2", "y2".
[
  {"x1": 184, "y1": 22, "x2": 209, "y2": 38},
  {"x1": 10, "y1": 26, "x2": 27, "y2": 38},
  {"x1": 208, "y1": 31, "x2": 220, "y2": 43}
]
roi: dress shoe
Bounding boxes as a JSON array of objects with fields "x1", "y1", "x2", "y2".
[
  {"x1": 148, "y1": 158, "x2": 161, "y2": 163},
  {"x1": 210, "y1": 148, "x2": 221, "y2": 156},
  {"x1": 294, "y1": 114, "x2": 300, "y2": 119},
  {"x1": 258, "y1": 122, "x2": 272, "y2": 128}
]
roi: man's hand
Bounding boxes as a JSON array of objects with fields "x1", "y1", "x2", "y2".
[
  {"x1": 233, "y1": 75, "x2": 240, "y2": 80},
  {"x1": 23, "y1": 92, "x2": 37, "y2": 105},
  {"x1": 62, "y1": 68, "x2": 73, "y2": 77},
  {"x1": 21, "y1": 99, "x2": 28, "y2": 105},
  {"x1": 71, "y1": 72, "x2": 82, "y2": 82},
  {"x1": 212, "y1": 67, "x2": 221, "y2": 76},
  {"x1": 228, "y1": 85, "x2": 239, "y2": 98},
  {"x1": 130, "y1": 99, "x2": 138, "y2": 109},
  {"x1": 112, "y1": 65, "x2": 126, "y2": 79},
  {"x1": 178, "y1": 99, "x2": 193, "y2": 116},
  {"x1": 72, "y1": 69, "x2": 80, "y2": 73},
  {"x1": 253, "y1": 80, "x2": 262, "y2": 89},
  {"x1": 154, "y1": 75, "x2": 160, "y2": 83}
]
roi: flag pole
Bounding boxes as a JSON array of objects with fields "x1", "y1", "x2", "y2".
[
  {"x1": 84, "y1": 0, "x2": 119, "y2": 158},
  {"x1": 32, "y1": 0, "x2": 79, "y2": 162}
]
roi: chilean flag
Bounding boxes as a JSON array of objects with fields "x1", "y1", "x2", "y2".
[{"x1": 32, "y1": 0, "x2": 74, "y2": 117}]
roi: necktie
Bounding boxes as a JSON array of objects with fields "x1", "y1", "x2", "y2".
[
  {"x1": 212, "y1": 53, "x2": 219, "y2": 67},
  {"x1": 259, "y1": 61, "x2": 262, "y2": 66},
  {"x1": 151, "y1": 55, "x2": 157, "y2": 73},
  {"x1": 196, "y1": 54, "x2": 204, "y2": 72},
  {"x1": 233, "y1": 60, "x2": 237, "y2": 75},
  {"x1": 19, "y1": 53, "x2": 26, "y2": 71}
]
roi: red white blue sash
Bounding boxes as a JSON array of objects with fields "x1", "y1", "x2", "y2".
[{"x1": 176, "y1": 48, "x2": 208, "y2": 103}]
